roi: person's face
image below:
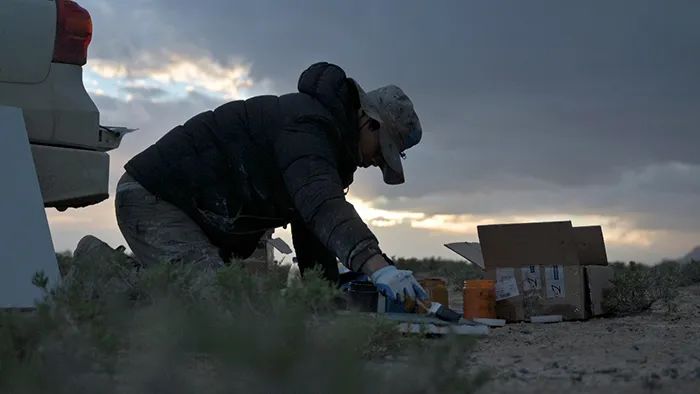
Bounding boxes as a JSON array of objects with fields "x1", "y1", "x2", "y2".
[{"x1": 358, "y1": 113, "x2": 383, "y2": 168}]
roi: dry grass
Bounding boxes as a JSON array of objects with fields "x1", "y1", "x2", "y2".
[{"x1": 0, "y1": 250, "x2": 487, "y2": 394}]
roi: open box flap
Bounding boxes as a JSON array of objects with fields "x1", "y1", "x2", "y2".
[
  {"x1": 444, "y1": 242, "x2": 485, "y2": 269},
  {"x1": 573, "y1": 226, "x2": 608, "y2": 265},
  {"x1": 267, "y1": 237, "x2": 293, "y2": 254},
  {"x1": 477, "y1": 221, "x2": 580, "y2": 268}
]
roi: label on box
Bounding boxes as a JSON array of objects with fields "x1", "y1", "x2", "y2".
[
  {"x1": 545, "y1": 265, "x2": 566, "y2": 298},
  {"x1": 495, "y1": 277, "x2": 519, "y2": 301},
  {"x1": 496, "y1": 267, "x2": 515, "y2": 282},
  {"x1": 495, "y1": 268, "x2": 519, "y2": 301},
  {"x1": 521, "y1": 265, "x2": 541, "y2": 291}
]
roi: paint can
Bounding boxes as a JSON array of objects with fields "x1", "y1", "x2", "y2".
[
  {"x1": 463, "y1": 279, "x2": 496, "y2": 319},
  {"x1": 347, "y1": 281, "x2": 379, "y2": 312}
]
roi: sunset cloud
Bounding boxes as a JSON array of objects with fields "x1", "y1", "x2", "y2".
[
  {"x1": 85, "y1": 53, "x2": 266, "y2": 101},
  {"x1": 348, "y1": 196, "x2": 659, "y2": 248}
]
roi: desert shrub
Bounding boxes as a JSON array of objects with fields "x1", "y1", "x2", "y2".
[
  {"x1": 603, "y1": 261, "x2": 683, "y2": 315},
  {"x1": 680, "y1": 260, "x2": 700, "y2": 286},
  {"x1": 55, "y1": 251, "x2": 73, "y2": 277},
  {"x1": 649, "y1": 261, "x2": 682, "y2": 313},
  {"x1": 0, "y1": 249, "x2": 487, "y2": 394}
]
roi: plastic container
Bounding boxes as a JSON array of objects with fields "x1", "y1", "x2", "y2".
[
  {"x1": 417, "y1": 277, "x2": 449, "y2": 313},
  {"x1": 463, "y1": 279, "x2": 496, "y2": 319}
]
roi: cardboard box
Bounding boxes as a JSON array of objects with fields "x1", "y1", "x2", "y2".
[
  {"x1": 483, "y1": 264, "x2": 587, "y2": 321},
  {"x1": 585, "y1": 265, "x2": 614, "y2": 316},
  {"x1": 573, "y1": 226, "x2": 609, "y2": 265},
  {"x1": 447, "y1": 221, "x2": 614, "y2": 321},
  {"x1": 477, "y1": 221, "x2": 580, "y2": 267}
]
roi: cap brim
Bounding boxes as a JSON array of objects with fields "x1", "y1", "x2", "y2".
[
  {"x1": 350, "y1": 78, "x2": 384, "y2": 125},
  {"x1": 378, "y1": 129, "x2": 405, "y2": 185}
]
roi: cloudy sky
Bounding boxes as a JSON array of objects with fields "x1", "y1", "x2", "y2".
[{"x1": 47, "y1": 0, "x2": 700, "y2": 263}]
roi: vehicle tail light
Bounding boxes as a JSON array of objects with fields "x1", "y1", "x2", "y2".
[{"x1": 53, "y1": 0, "x2": 92, "y2": 66}]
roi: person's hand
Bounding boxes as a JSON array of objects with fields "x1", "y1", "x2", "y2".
[{"x1": 370, "y1": 265, "x2": 428, "y2": 303}]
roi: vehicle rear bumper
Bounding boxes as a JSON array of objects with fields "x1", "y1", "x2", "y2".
[
  {"x1": 31, "y1": 144, "x2": 109, "y2": 210},
  {"x1": 0, "y1": 63, "x2": 125, "y2": 151}
]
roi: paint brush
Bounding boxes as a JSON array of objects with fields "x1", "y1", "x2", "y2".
[{"x1": 416, "y1": 299, "x2": 462, "y2": 323}]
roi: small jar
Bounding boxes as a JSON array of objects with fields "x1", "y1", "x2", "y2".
[
  {"x1": 417, "y1": 277, "x2": 449, "y2": 313},
  {"x1": 463, "y1": 279, "x2": 496, "y2": 319}
]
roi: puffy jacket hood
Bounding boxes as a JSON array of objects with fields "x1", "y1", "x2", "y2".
[{"x1": 297, "y1": 62, "x2": 360, "y2": 163}]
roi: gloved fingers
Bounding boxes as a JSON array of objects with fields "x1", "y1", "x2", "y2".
[
  {"x1": 412, "y1": 283, "x2": 429, "y2": 301},
  {"x1": 401, "y1": 286, "x2": 414, "y2": 303},
  {"x1": 393, "y1": 287, "x2": 404, "y2": 303},
  {"x1": 376, "y1": 284, "x2": 397, "y2": 301}
]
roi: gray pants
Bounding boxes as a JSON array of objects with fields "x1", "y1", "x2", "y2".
[{"x1": 115, "y1": 172, "x2": 226, "y2": 269}]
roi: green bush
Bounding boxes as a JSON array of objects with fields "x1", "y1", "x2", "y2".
[
  {"x1": 1, "y1": 250, "x2": 487, "y2": 394},
  {"x1": 603, "y1": 260, "x2": 687, "y2": 315}
]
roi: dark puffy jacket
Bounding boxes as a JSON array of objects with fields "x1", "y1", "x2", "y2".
[{"x1": 124, "y1": 62, "x2": 382, "y2": 277}]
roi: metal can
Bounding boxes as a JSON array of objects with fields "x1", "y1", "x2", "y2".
[{"x1": 347, "y1": 281, "x2": 379, "y2": 312}]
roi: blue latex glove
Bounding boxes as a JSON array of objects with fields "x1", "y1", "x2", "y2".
[{"x1": 370, "y1": 265, "x2": 428, "y2": 303}]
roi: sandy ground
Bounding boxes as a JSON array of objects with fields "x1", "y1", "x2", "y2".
[{"x1": 467, "y1": 284, "x2": 700, "y2": 393}]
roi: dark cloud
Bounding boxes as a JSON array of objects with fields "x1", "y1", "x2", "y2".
[
  {"x1": 84, "y1": 0, "x2": 700, "y2": 181},
  {"x1": 76, "y1": 0, "x2": 700, "y2": 260}
]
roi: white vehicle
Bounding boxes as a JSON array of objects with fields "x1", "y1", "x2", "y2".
[
  {"x1": 0, "y1": 0, "x2": 127, "y2": 210},
  {"x1": 0, "y1": 0, "x2": 128, "y2": 307}
]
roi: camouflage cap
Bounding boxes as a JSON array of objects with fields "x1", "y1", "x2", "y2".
[{"x1": 350, "y1": 80, "x2": 422, "y2": 185}]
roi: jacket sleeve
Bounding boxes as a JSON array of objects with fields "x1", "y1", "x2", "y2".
[{"x1": 274, "y1": 118, "x2": 382, "y2": 272}]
